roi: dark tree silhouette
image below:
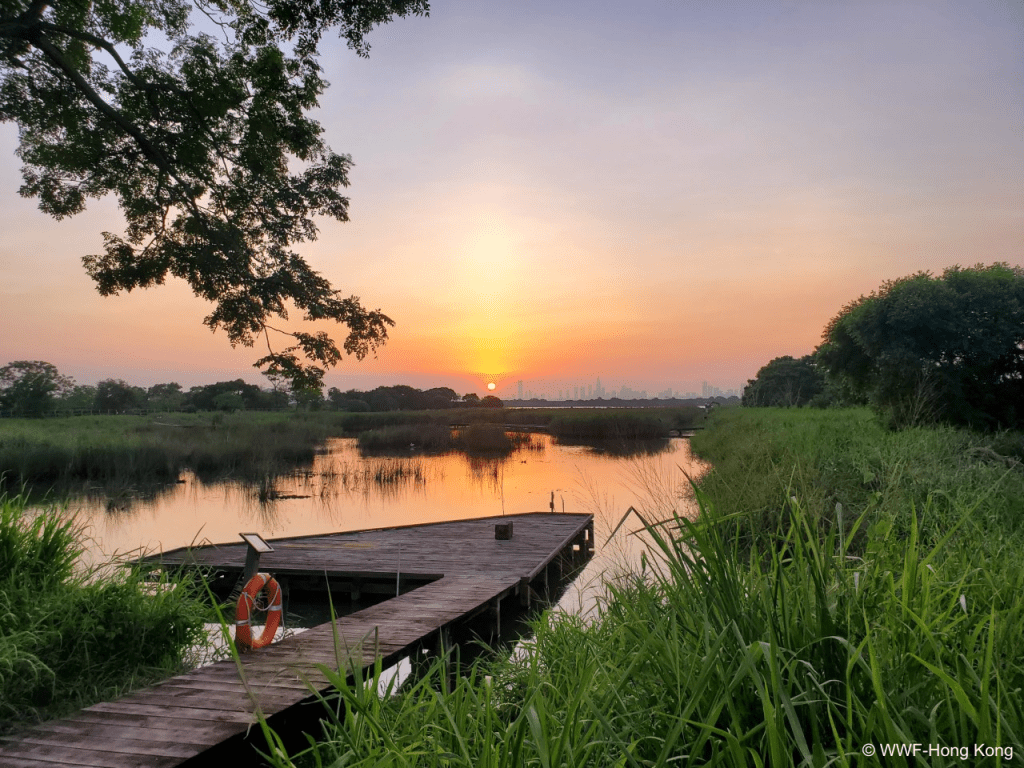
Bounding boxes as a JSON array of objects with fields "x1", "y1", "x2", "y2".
[
  {"x1": 1, "y1": 0, "x2": 429, "y2": 388},
  {"x1": 817, "y1": 263, "x2": 1024, "y2": 428}
]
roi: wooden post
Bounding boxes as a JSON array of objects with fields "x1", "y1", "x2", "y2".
[
  {"x1": 493, "y1": 596, "x2": 502, "y2": 643},
  {"x1": 519, "y1": 576, "x2": 531, "y2": 608},
  {"x1": 240, "y1": 533, "x2": 273, "y2": 583}
]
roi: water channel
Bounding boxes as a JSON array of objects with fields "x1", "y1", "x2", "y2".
[
  {"x1": 66, "y1": 433, "x2": 707, "y2": 658},
  {"x1": 74, "y1": 433, "x2": 705, "y2": 574}
]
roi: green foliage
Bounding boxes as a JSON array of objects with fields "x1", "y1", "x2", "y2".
[
  {"x1": 549, "y1": 410, "x2": 665, "y2": 439},
  {"x1": 357, "y1": 423, "x2": 455, "y2": 453},
  {"x1": 455, "y1": 423, "x2": 513, "y2": 453},
  {"x1": 690, "y1": 407, "x2": 1024, "y2": 551},
  {"x1": 0, "y1": 361, "x2": 74, "y2": 416},
  {"x1": 257, "y1": 409, "x2": 1024, "y2": 764},
  {"x1": 0, "y1": 407, "x2": 699, "y2": 491},
  {"x1": 1, "y1": 0, "x2": 430, "y2": 388},
  {"x1": 0, "y1": 412, "x2": 335, "y2": 488},
  {"x1": 742, "y1": 355, "x2": 825, "y2": 407},
  {"x1": 0, "y1": 491, "x2": 210, "y2": 726},
  {"x1": 817, "y1": 263, "x2": 1024, "y2": 429},
  {"x1": 94, "y1": 378, "x2": 146, "y2": 412}
]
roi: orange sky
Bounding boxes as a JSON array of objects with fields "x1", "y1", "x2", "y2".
[{"x1": 1, "y1": 1, "x2": 1021, "y2": 399}]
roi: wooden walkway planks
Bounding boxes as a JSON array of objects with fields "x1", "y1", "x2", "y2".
[
  {"x1": 150, "y1": 512, "x2": 593, "y2": 582},
  {"x1": 0, "y1": 513, "x2": 593, "y2": 768}
]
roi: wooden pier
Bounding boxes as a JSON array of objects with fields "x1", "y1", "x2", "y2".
[{"x1": 0, "y1": 512, "x2": 593, "y2": 768}]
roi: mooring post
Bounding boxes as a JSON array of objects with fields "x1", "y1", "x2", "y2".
[{"x1": 493, "y1": 596, "x2": 502, "y2": 643}]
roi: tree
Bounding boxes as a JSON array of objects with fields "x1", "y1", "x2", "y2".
[
  {"x1": 59, "y1": 384, "x2": 97, "y2": 412},
  {"x1": 481, "y1": 395, "x2": 503, "y2": 408},
  {"x1": 184, "y1": 379, "x2": 263, "y2": 411},
  {"x1": 1, "y1": 0, "x2": 429, "y2": 389},
  {"x1": 423, "y1": 387, "x2": 457, "y2": 409},
  {"x1": 817, "y1": 263, "x2": 1024, "y2": 428},
  {"x1": 0, "y1": 360, "x2": 74, "y2": 415},
  {"x1": 95, "y1": 378, "x2": 145, "y2": 411},
  {"x1": 147, "y1": 382, "x2": 184, "y2": 411},
  {"x1": 294, "y1": 385, "x2": 324, "y2": 410},
  {"x1": 742, "y1": 355, "x2": 824, "y2": 407}
]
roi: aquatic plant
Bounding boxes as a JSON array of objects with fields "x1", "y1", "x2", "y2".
[
  {"x1": 0, "y1": 490, "x2": 212, "y2": 729},
  {"x1": 244, "y1": 408, "x2": 1024, "y2": 766}
]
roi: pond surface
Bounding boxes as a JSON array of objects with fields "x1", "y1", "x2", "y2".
[{"x1": 72, "y1": 434, "x2": 708, "y2": 603}]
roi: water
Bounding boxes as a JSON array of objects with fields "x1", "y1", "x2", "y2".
[
  {"x1": 73, "y1": 434, "x2": 708, "y2": 576},
  {"x1": 72, "y1": 433, "x2": 707, "y2": 670}
]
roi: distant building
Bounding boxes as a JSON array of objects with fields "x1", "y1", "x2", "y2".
[{"x1": 517, "y1": 380, "x2": 523, "y2": 399}]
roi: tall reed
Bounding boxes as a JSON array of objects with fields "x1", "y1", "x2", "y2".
[
  {"x1": 246, "y1": 408, "x2": 1023, "y2": 766},
  {"x1": 0, "y1": 491, "x2": 212, "y2": 729}
]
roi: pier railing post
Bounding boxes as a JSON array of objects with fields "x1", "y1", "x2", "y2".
[{"x1": 240, "y1": 533, "x2": 273, "y2": 583}]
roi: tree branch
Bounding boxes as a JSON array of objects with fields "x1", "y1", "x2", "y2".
[{"x1": 29, "y1": 30, "x2": 206, "y2": 220}]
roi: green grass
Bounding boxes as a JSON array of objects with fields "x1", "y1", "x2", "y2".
[
  {"x1": 0, "y1": 490, "x2": 212, "y2": 730},
  {"x1": 356, "y1": 424, "x2": 456, "y2": 453},
  {"x1": 689, "y1": 407, "x2": 1024, "y2": 552},
  {"x1": 241, "y1": 407, "x2": 1023, "y2": 766},
  {"x1": 548, "y1": 410, "x2": 676, "y2": 440},
  {"x1": 1, "y1": 408, "x2": 701, "y2": 493}
]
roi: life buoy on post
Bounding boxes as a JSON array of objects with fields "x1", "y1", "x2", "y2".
[{"x1": 235, "y1": 572, "x2": 282, "y2": 650}]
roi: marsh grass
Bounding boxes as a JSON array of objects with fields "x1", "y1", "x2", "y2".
[
  {"x1": 549, "y1": 410, "x2": 671, "y2": 440},
  {"x1": 0, "y1": 408, "x2": 701, "y2": 495},
  {"x1": 690, "y1": 407, "x2": 1024, "y2": 552},
  {"x1": 454, "y1": 423, "x2": 533, "y2": 455},
  {"x1": 356, "y1": 424, "x2": 455, "y2": 453},
  {"x1": 232, "y1": 408, "x2": 1023, "y2": 767},
  {"x1": 263, "y1": 500, "x2": 1021, "y2": 767},
  {"x1": 0, "y1": 490, "x2": 212, "y2": 730}
]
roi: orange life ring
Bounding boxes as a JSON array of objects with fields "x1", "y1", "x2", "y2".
[{"x1": 235, "y1": 572, "x2": 282, "y2": 650}]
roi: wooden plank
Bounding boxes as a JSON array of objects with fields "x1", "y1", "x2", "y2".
[
  {"x1": 30, "y1": 719, "x2": 225, "y2": 746},
  {"x1": 16, "y1": 734, "x2": 197, "y2": 759},
  {"x1": 85, "y1": 701, "x2": 256, "y2": 723},
  {"x1": 49, "y1": 711, "x2": 238, "y2": 742},
  {"x1": 0, "y1": 742, "x2": 179, "y2": 768},
  {"x1": 0, "y1": 513, "x2": 593, "y2": 768}
]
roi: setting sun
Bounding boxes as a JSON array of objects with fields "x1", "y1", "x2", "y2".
[{"x1": 487, "y1": 382, "x2": 496, "y2": 390}]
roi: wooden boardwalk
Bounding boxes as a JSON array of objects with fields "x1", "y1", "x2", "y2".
[{"x1": 0, "y1": 513, "x2": 593, "y2": 767}]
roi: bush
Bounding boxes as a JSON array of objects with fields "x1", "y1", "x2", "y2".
[
  {"x1": 0, "y1": 491, "x2": 211, "y2": 727},
  {"x1": 455, "y1": 423, "x2": 512, "y2": 453},
  {"x1": 356, "y1": 424, "x2": 454, "y2": 453},
  {"x1": 549, "y1": 411, "x2": 668, "y2": 440}
]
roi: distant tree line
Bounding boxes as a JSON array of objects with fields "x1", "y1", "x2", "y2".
[
  {"x1": 743, "y1": 263, "x2": 1024, "y2": 429},
  {"x1": 0, "y1": 363, "x2": 504, "y2": 416},
  {"x1": 325, "y1": 386, "x2": 501, "y2": 412}
]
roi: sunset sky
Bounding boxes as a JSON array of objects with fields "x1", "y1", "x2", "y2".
[{"x1": 1, "y1": 0, "x2": 1021, "y2": 399}]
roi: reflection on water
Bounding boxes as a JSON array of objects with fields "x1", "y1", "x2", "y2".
[{"x1": 68, "y1": 435, "x2": 708, "y2": 583}]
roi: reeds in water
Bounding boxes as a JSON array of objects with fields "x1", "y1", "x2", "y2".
[{"x1": 241, "y1": 408, "x2": 1023, "y2": 766}]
